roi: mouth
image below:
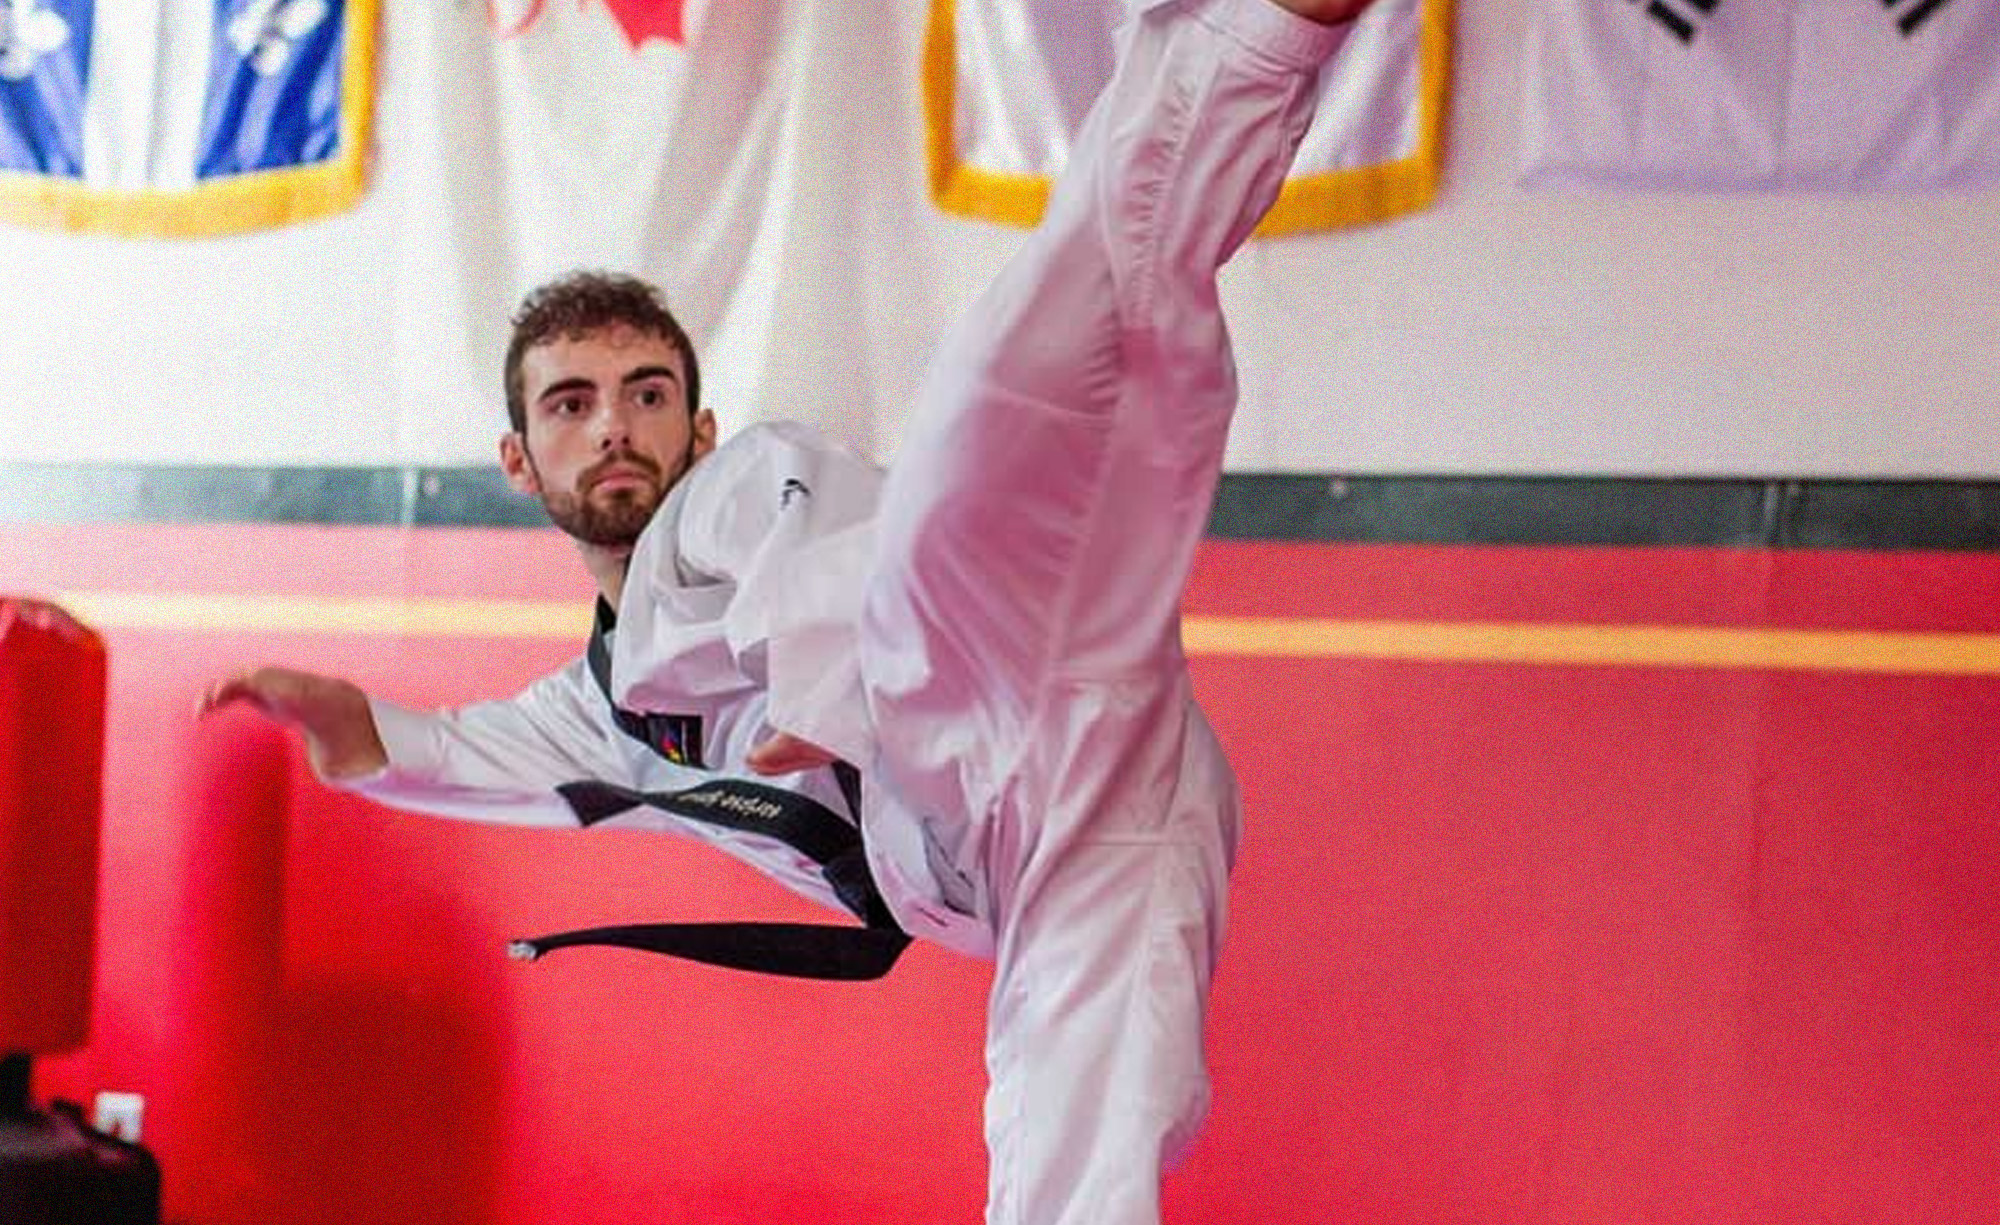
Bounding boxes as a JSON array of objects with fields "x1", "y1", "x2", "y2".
[{"x1": 585, "y1": 462, "x2": 661, "y2": 496}]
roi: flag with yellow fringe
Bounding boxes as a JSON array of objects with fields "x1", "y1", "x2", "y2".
[
  {"x1": 923, "y1": 0, "x2": 1452, "y2": 237},
  {"x1": 0, "y1": 0, "x2": 376, "y2": 238}
]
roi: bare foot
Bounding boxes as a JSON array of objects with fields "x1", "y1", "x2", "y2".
[{"x1": 1269, "y1": 0, "x2": 1377, "y2": 24}]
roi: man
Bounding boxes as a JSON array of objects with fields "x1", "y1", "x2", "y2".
[{"x1": 205, "y1": 0, "x2": 1374, "y2": 1220}]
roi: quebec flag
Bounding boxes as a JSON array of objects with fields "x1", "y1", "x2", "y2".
[{"x1": 0, "y1": 0, "x2": 377, "y2": 236}]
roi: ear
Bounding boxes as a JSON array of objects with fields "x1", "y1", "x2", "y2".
[
  {"x1": 690, "y1": 409, "x2": 718, "y2": 461},
  {"x1": 500, "y1": 432, "x2": 541, "y2": 496}
]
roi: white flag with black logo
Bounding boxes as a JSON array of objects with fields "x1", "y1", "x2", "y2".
[{"x1": 1520, "y1": 0, "x2": 2000, "y2": 189}]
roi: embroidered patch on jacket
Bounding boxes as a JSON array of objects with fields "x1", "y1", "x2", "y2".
[{"x1": 652, "y1": 714, "x2": 706, "y2": 768}]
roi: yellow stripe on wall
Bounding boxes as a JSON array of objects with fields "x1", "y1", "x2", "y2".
[
  {"x1": 56, "y1": 592, "x2": 593, "y2": 640},
  {"x1": 1181, "y1": 617, "x2": 2000, "y2": 677},
  {"x1": 45, "y1": 592, "x2": 2000, "y2": 677}
]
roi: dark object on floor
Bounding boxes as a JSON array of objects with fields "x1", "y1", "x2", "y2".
[{"x1": 0, "y1": 1054, "x2": 161, "y2": 1225}]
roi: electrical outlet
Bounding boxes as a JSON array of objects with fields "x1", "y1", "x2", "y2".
[{"x1": 93, "y1": 1091, "x2": 144, "y2": 1142}]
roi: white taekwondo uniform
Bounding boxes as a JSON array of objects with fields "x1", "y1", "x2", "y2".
[{"x1": 349, "y1": 3, "x2": 1352, "y2": 1222}]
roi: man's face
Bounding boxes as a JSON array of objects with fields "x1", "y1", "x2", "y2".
[{"x1": 501, "y1": 324, "x2": 716, "y2": 550}]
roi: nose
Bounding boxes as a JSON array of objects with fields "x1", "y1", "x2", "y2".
[{"x1": 592, "y1": 399, "x2": 634, "y2": 451}]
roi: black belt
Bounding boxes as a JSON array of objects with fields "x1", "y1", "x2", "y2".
[
  {"x1": 510, "y1": 920, "x2": 909, "y2": 981},
  {"x1": 509, "y1": 773, "x2": 912, "y2": 980},
  {"x1": 510, "y1": 603, "x2": 911, "y2": 981}
]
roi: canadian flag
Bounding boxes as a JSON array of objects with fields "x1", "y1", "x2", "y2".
[
  {"x1": 470, "y1": 0, "x2": 714, "y2": 278},
  {"x1": 390, "y1": 0, "x2": 779, "y2": 454},
  {"x1": 387, "y1": 0, "x2": 934, "y2": 463}
]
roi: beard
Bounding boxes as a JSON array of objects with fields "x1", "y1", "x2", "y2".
[{"x1": 535, "y1": 448, "x2": 675, "y2": 549}]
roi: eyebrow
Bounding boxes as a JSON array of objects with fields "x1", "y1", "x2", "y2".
[
  {"x1": 621, "y1": 365, "x2": 682, "y2": 388},
  {"x1": 534, "y1": 366, "x2": 681, "y2": 407},
  {"x1": 535, "y1": 377, "x2": 596, "y2": 405}
]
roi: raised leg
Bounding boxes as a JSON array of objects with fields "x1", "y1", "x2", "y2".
[
  {"x1": 861, "y1": 0, "x2": 1351, "y2": 825},
  {"x1": 860, "y1": 3, "x2": 1358, "y2": 1224}
]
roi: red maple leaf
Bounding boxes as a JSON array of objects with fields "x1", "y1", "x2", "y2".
[
  {"x1": 599, "y1": 0, "x2": 687, "y2": 48},
  {"x1": 490, "y1": 0, "x2": 688, "y2": 49}
]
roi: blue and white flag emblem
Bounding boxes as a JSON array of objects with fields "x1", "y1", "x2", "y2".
[
  {"x1": 0, "y1": 0, "x2": 376, "y2": 236},
  {"x1": 0, "y1": 0, "x2": 90, "y2": 176}
]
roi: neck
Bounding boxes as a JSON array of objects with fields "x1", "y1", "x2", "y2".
[{"x1": 581, "y1": 543, "x2": 631, "y2": 611}]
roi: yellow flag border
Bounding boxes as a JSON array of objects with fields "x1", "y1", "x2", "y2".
[
  {"x1": 921, "y1": 0, "x2": 1453, "y2": 237},
  {"x1": 0, "y1": 0, "x2": 379, "y2": 239}
]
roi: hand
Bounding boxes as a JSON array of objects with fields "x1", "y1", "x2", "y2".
[
  {"x1": 744, "y1": 732, "x2": 839, "y2": 777},
  {"x1": 199, "y1": 666, "x2": 388, "y2": 780}
]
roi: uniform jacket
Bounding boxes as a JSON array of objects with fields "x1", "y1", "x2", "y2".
[{"x1": 347, "y1": 421, "x2": 993, "y2": 957}]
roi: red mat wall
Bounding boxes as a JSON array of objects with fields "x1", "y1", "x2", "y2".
[{"x1": 2, "y1": 523, "x2": 1994, "y2": 1225}]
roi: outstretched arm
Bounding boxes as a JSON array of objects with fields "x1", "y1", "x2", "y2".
[
  {"x1": 201, "y1": 667, "x2": 387, "y2": 780},
  {"x1": 201, "y1": 660, "x2": 627, "y2": 828}
]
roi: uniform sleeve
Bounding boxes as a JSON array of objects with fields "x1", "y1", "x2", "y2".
[
  {"x1": 338, "y1": 659, "x2": 627, "y2": 828},
  {"x1": 640, "y1": 422, "x2": 883, "y2": 766}
]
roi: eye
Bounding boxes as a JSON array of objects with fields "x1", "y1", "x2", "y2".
[
  {"x1": 633, "y1": 384, "x2": 670, "y2": 410},
  {"x1": 550, "y1": 395, "x2": 589, "y2": 418}
]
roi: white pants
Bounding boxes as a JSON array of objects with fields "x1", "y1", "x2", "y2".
[{"x1": 860, "y1": 2, "x2": 1346, "y2": 1222}]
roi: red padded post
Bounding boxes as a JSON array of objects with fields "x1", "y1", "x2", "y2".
[{"x1": 0, "y1": 598, "x2": 107, "y2": 1058}]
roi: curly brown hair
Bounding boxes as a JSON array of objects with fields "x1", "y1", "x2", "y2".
[{"x1": 503, "y1": 271, "x2": 701, "y2": 433}]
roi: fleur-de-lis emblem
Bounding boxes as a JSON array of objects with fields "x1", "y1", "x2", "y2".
[
  {"x1": 227, "y1": 0, "x2": 330, "y2": 77},
  {"x1": 0, "y1": 0, "x2": 72, "y2": 82}
]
